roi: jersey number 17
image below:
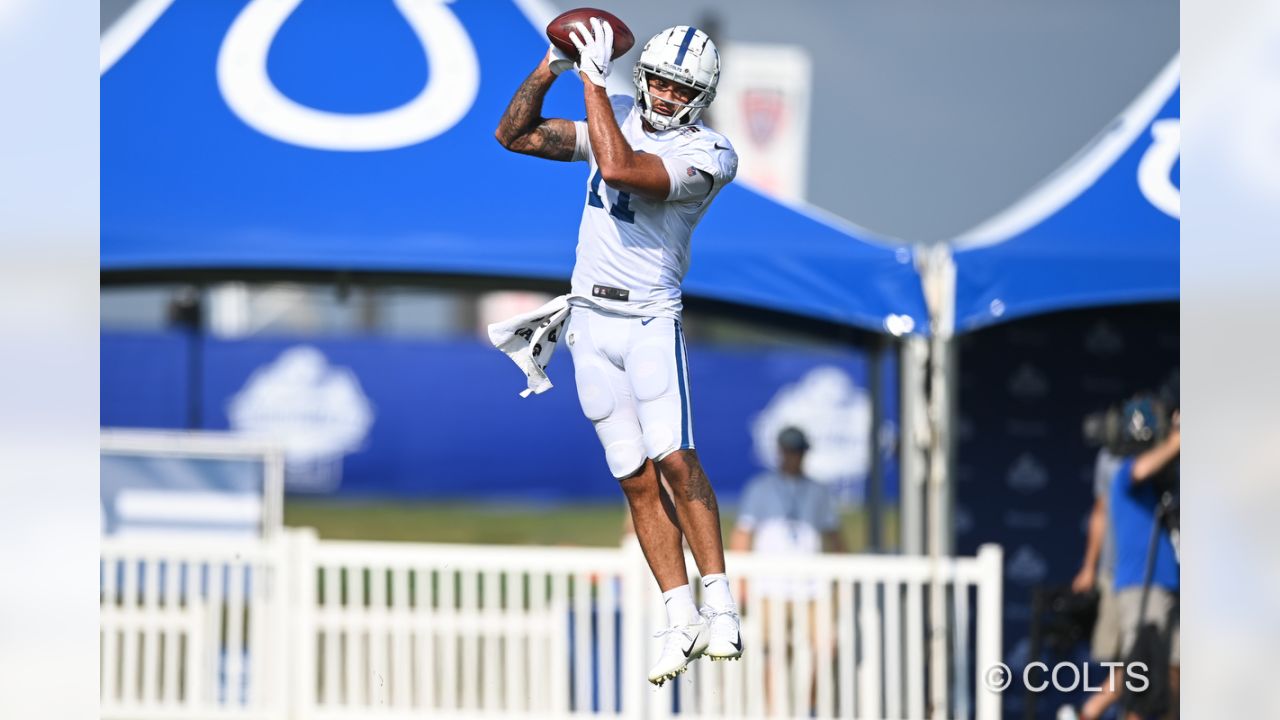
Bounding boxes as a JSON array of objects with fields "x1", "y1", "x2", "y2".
[{"x1": 587, "y1": 168, "x2": 636, "y2": 224}]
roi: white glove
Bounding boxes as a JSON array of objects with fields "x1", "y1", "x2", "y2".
[
  {"x1": 546, "y1": 44, "x2": 573, "y2": 77},
  {"x1": 570, "y1": 18, "x2": 613, "y2": 88}
]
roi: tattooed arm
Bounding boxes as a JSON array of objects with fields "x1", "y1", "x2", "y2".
[{"x1": 494, "y1": 56, "x2": 579, "y2": 161}]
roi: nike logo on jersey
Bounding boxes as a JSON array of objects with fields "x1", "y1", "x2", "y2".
[{"x1": 641, "y1": 317, "x2": 656, "y2": 326}]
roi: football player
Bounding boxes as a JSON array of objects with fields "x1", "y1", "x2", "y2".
[{"x1": 495, "y1": 20, "x2": 742, "y2": 685}]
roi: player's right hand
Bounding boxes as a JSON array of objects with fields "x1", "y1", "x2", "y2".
[
  {"x1": 569, "y1": 17, "x2": 613, "y2": 87},
  {"x1": 546, "y1": 44, "x2": 574, "y2": 76}
]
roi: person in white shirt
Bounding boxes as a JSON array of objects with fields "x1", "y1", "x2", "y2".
[{"x1": 495, "y1": 19, "x2": 741, "y2": 685}]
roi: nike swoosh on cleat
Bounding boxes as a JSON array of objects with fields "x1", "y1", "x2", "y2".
[
  {"x1": 714, "y1": 142, "x2": 730, "y2": 151},
  {"x1": 732, "y1": 634, "x2": 743, "y2": 652},
  {"x1": 682, "y1": 634, "x2": 701, "y2": 658}
]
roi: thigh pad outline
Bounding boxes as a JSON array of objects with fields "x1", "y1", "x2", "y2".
[
  {"x1": 628, "y1": 343, "x2": 673, "y2": 402},
  {"x1": 575, "y1": 362, "x2": 616, "y2": 422}
]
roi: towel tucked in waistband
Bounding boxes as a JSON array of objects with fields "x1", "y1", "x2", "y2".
[{"x1": 486, "y1": 294, "x2": 574, "y2": 397}]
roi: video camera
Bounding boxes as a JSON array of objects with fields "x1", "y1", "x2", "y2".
[
  {"x1": 1081, "y1": 394, "x2": 1175, "y2": 456},
  {"x1": 1082, "y1": 371, "x2": 1179, "y2": 456},
  {"x1": 1084, "y1": 373, "x2": 1181, "y2": 554}
]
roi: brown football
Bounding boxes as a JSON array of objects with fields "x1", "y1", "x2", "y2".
[{"x1": 546, "y1": 8, "x2": 635, "y2": 61}]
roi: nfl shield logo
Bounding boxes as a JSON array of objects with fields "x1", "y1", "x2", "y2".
[{"x1": 742, "y1": 88, "x2": 785, "y2": 147}]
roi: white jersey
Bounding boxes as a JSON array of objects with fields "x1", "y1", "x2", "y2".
[{"x1": 568, "y1": 95, "x2": 738, "y2": 319}]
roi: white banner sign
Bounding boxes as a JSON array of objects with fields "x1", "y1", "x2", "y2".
[{"x1": 714, "y1": 42, "x2": 812, "y2": 202}]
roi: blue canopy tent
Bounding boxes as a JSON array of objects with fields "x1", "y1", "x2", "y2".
[
  {"x1": 904, "y1": 56, "x2": 1180, "y2": 555},
  {"x1": 908, "y1": 59, "x2": 1181, "y2": 703},
  {"x1": 913, "y1": 56, "x2": 1181, "y2": 535},
  {"x1": 101, "y1": 0, "x2": 925, "y2": 333},
  {"x1": 946, "y1": 57, "x2": 1180, "y2": 331}
]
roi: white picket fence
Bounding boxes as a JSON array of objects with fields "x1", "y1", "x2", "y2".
[{"x1": 101, "y1": 530, "x2": 1001, "y2": 720}]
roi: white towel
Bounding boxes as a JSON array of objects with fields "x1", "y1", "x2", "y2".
[{"x1": 487, "y1": 294, "x2": 574, "y2": 397}]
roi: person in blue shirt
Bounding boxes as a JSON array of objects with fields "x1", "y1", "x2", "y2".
[
  {"x1": 730, "y1": 426, "x2": 844, "y2": 714},
  {"x1": 730, "y1": 426, "x2": 845, "y2": 560},
  {"x1": 1076, "y1": 407, "x2": 1179, "y2": 720},
  {"x1": 1111, "y1": 408, "x2": 1179, "y2": 720}
]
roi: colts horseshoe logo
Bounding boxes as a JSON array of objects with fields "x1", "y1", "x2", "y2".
[
  {"x1": 217, "y1": 0, "x2": 480, "y2": 151},
  {"x1": 1137, "y1": 118, "x2": 1180, "y2": 219}
]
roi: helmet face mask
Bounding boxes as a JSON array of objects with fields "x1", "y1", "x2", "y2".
[
  {"x1": 632, "y1": 26, "x2": 720, "y2": 131},
  {"x1": 635, "y1": 71, "x2": 707, "y2": 128}
]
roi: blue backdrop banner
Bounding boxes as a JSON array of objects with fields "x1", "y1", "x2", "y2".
[
  {"x1": 103, "y1": 331, "x2": 898, "y2": 503},
  {"x1": 952, "y1": 303, "x2": 1177, "y2": 719}
]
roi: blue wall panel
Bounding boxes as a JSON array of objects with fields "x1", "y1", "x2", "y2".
[
  {"x1": 103, "y1": 331, "x2": 897, "y2": 503},
  {"x1": 101, "y1": 331, "x2": 193, "y2": 429}
]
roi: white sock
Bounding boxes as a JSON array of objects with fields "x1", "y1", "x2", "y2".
[
  {"x1": 661, "y1": 584, "x2": 699, "y2": 626},
  {"x1": 700, "y1": 573, "x2": 735, "y2": 612}
]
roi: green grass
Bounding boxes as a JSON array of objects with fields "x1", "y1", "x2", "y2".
[
  {"x1": 285, "y1": 499, "x2": 632, "y2": 547},
  {"x1": 285, "y1": 499, "x2": 898, "y2": 553}
]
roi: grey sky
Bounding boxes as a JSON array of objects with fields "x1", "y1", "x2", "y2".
[{"x1": 102, "y1": 0, "x2": 1178, "y2": 244}]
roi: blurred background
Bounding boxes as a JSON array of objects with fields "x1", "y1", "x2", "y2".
[
  {"x1": 94, "y1": 1, "x2": 1186, "y2": 719},
  {"x1": 98, "y1": 0, "x2": 1176, "y2": 532}
]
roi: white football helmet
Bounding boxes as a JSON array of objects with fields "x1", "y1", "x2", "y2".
[{"x1": 632, "y1": 26, "x2": 720, "y2": 131}]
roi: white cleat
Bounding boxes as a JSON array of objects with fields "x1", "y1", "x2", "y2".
[
  {"x1": 701, "y1": 605, "x2": 743, "y2": 661},
  {"x1": 647, "y1": 619, "x2": 708, "y2": 686}
]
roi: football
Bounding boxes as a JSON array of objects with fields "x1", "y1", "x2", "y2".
[{"x1": 546, "y1": 8, "x2": 635, "y2": 61}]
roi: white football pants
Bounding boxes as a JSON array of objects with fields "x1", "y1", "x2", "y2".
[{"x1": 565, "y1": 306, "x2": 694, "y2": 478}]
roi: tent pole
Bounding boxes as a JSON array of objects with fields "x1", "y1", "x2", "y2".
[
  {"x1": 921, "y1": 245, "x2": 957, "y2": 718},
  {"x1": 900, "y1": 334, "x2": 929, "y2": 555},
  {"x1": 867, "y1": 336, "x2": 886, "y2": 552}
]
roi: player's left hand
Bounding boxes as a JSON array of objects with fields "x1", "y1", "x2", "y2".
[{"x1": 570, "y1": 17, "x2": 613, "y2": 87}]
